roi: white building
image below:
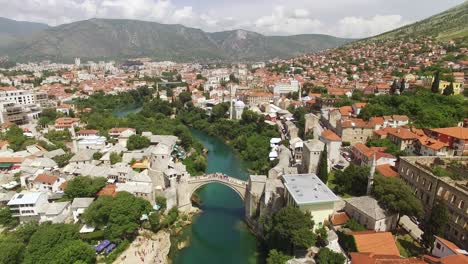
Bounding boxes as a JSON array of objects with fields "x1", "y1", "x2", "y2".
[
  {"x1": 7, "y1": 191, "x2": 49, "y2": 222},
  {"x1": 283, "y1": 174, "x2": 340, "y2": 226},
  {"x1": 29, "y1": 173, "x2": 66, "y2": 193},
  {"x1": 0, "y1": 89, "x2": 36, "y2": 105},
  {"x1": 319, "y1": 130, "x2": 342, "y2": 167},
  {"x1": 233, "y1": 100, "x2": 246, "y2": 120},
  {"x1": 432, "y1": 236, "x2": 468, "y2": 259},
  {"x1": 273, "y1": 80, "x2": 299, "y2": 95}
]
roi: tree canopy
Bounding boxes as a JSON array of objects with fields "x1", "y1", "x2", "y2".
[
  {"x1": 316, "y1": 248, "x2": 346, "y2": 264},
  {"x1": 359, "y1": 88, "x2": 467, "y2": 128},
  {"x1": 373, "y1": 176, "x2": 423, "y2": 222},
  {"x1": 65, "y1": 176, "x2": 107, "y2": 199},
  {"x1": 421, "y1": 201, "x2": 449, "y2": 250},
  {"x1": 333, "y1": 164, "x2": 369, "y2": 196},
  {"x1": 83, "y1": 192, "x2": 152, "y2": 240},
  {"x1": 126, "y1": 134, "x2": 150, "y2": 150},
  {"x1": 263, "y1": 206, "x2": 316, "y2": 254}
]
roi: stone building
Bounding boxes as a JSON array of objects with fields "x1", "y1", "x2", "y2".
[
  {"x1": 344, "y1": 196, "x2": 398, "y2": 232},
  {"x1": 301, "y1": 140, "x2": 324, "y2": 174},
  {"x1": 398, "y1": 156, "x2": 467, "y2": 248}
]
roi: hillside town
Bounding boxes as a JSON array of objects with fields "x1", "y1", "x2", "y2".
[{"x1": 0, "y1": 31, "x2": 467, "y2": 264}]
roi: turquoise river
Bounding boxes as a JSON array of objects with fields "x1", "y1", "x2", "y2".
[
  {"x1": 113, "y1": 106, "x2": 263, "y2": 263},
  {"x1": 172, "y1": 129, "x2": 264, "y2": 264}
]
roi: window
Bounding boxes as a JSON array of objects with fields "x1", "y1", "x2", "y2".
[
  {"x1": 436, "y1": 243, "x2": 441, "y2": 250},
  {"x1": 459, "y1": 200, "x2": 464, "y2": 209}
]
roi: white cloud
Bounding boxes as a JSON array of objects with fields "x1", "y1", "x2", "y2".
[
  {"x1": 0, "y1": 0, "x2": 435, "y2": 38},
  {"x1": 333, "y1": 15, "x2": 411, "y2": 38},
  {"x1": 253, "y1": 6, "x2": 322, "y2": 35}
]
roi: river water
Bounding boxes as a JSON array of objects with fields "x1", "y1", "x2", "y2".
[
  {"x1": 172, "y1": 129, "x2": 263, "y2": 264},
  {"x1": 112, "y1": 106, "x2": 263, "y2": 263}
]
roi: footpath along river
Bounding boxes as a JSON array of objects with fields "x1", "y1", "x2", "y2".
[{"x1": 172, "y1": 129, "x2": 264, "y2": 264}]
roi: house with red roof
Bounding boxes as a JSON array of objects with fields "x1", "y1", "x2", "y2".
[
  {"x1": 428, "y1": 127, "x2": 468, "y2": 156},
  {"x1": 387, "y1": 128, "x2": 420, "y2": 152},
  {"x1": 376, "y1": 164, "x2": 398, "y2": 177},
  {"x1": 352, "y1": 143, "x2": 397, "y2": 167},
  {"x1": 423, "y1": 236, "x2": 468, "y2": 264},
  {"x1": 54, "y1": 117, "x2": 81, "y2": 131},
  {"x1": 30, "y1": 173, "x2": 66, "y2": 193}
]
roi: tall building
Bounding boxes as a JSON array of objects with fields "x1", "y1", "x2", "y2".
[
  {"x1": 0, "y1": 101, "x2": 26, "y2": 125},
  {"x1": 0, "y1": 89, "x2": 36, "y2": 105},
  {"x1": 75, "y1": 58, "x2": 81, "y2": 68}
]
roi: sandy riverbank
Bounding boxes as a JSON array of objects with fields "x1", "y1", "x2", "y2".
[{"x1": 114, "y1": 229, "x2": 171, "y2": 264}]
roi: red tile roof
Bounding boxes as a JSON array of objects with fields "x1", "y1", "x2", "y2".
[
  {"x1": 322, "y1": 130, "x2": 342, "y2": 141},
  {"x1": 330, "y1": 212, "x2": 350, "y2": 226},
  {"x1": 431, "y1": 127, "x2": 468, "y2": 140},
  {"x1": 352, "y1": 231, "x2": 400, "y2": 256},
  {"x1": 33, "y1": 174, "x2": 58, "y2": 184},
  {"x1": 376, "y1": 164, "x2": 398, "y2": 177},
  {"x1": 351, "y1": 253, "x2": 427, "y2": 264},
  {"x1": 97, "y1": 184, "x2": 117, "y2": 197},
  {"x1": 388, "y1": 128, "x2": 419, "y2": 140}
]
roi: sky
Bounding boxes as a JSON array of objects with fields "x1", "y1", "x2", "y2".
[{"x1": 0, "y1": 0, "x2": 465, "y2": 38}]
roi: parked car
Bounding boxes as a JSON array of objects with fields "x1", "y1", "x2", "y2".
[{"x1": 332, "y1": 164, "x2": 345, "y2": 171}]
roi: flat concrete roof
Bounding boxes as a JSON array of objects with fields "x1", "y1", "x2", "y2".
[{"x1": 283, "y1": 174, "x2": 339, "y2": 205}]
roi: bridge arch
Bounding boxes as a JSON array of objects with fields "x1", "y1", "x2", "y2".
[
  {"x1": 178, "y1": 174, "x2": 248, "y2": 210},
  {"x1": 187, "y1": 180, "x2": 246, "y2": 201}
]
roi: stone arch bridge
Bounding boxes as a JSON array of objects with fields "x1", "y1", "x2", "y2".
[{"x1": 176, "y1": 173, "x2": 248, "y2": 211}]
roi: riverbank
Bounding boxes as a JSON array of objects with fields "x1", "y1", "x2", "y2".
[
  {"x1": 113, "y1": 229, "x2": 171, "y2": 264},
  {"x1": 113, "y1": 208, "x2": 200, "y2": 264}
]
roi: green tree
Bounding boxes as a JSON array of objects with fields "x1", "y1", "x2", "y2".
[
  {"x1": 52, "y1": 153, "x2": 74, "y2": 168},
  {"x1": 155, "y1": 196, "x2": 167, "y2": 211},
  {"x1": 241, "y1": 109, "x2": 261, "y2": 124},
  {"x1": 431, "y1": 71, "x2": 440, "y2": 93},
  {"x1": 210, "y1": 102, "x2": 229, "y2": 121},
  {"x1": 83, "y1": 192, "x2": 152, "y2": 240},
  {"x1": 126, "y1": 135, "x2": 151, "y2": 150},
  {"x1": 178, "y1": 91, "x2": 193, "y2": 105},
  {"x1": 318, "y1": 144, "x2": 328, "y2": 183},
  {"x1": 390, "y1": 80, "x2": 398, "y2": 94},
  {"x1": 149, "y1": 213, "x2": 161, "y2": 232},
  {"x1": 58, "y1": 240, "x2": 96, "y2": 264},
  {"x1": 421, "y1": 201, "x2": 449, "y2": 251},
  {"x1": 92, "y1": 152, "x2": 103, "y2": 160},
  {"x1": 316, "y1": 248, "x2": 346, "y2": 264},
  {"x1": 0, "y1": 237, "x2": 25, "y2": 264},
  {"x1": 110, "y1": 152, "x2": 122, "y2": 165},
  {"x1": 263, "y1": 206, "x2": 316, "y2": 254},
  {"x1": 399, "y1": 79, "x2": 406, "y2": 93},
  {"x1": 442, "y1": 82, "x2": 454, "y2": 96},
  {"x1": 373, "y1": 175, "x2": 423, "y2": 225},
  {"x1": 333, "y1": 164, "x2": 369, "y2": 196},
  {"x1": 23, "y1": 223, "x2": 82, "y2": 264},
  {"x1": 267, "y1": 249, "x2": 292, "y2": 264},
  {"x1": 65, "y1": 176, "x2": 107, "y2": 199},
  {"x1": 0, "y1": 207, "x2": 19, "y2": 229},
  {"x1": 5, "y1": 125, "x2": 27, "y2": 151}
]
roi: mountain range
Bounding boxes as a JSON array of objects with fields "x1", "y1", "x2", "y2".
[
  {"x1": 367, "y1": 1, "x2": 468, "y2": 43},
  {"x1": 0, "y1": 2, "x2": 466, "y2": 63},
  {"x1": 0, "y1": 18, "x2": 351, "y2": 63}
]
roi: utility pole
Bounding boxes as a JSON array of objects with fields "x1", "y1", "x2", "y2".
[{"x1": 367, "y1": 153, "x2": 376, "y2": 195}]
